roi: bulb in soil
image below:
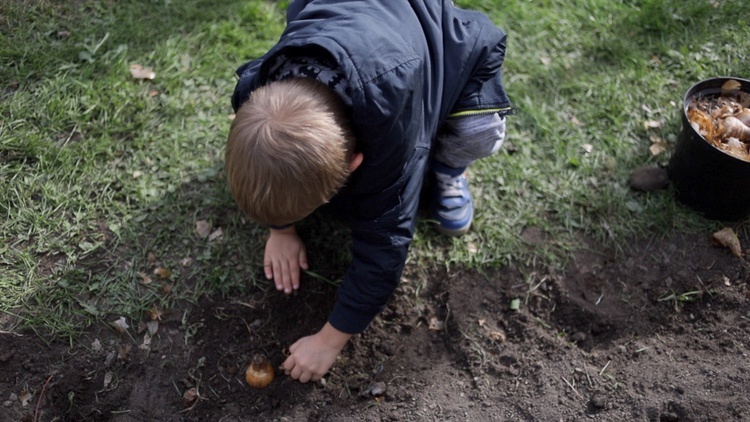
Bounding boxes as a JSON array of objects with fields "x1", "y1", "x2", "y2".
[{"x1": 245, "y1": 354, "x2": 274, "y2": 389}]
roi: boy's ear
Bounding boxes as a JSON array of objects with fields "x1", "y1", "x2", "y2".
[{"x1": 349, "y1": 152, "x2": 364, "y2": 173}]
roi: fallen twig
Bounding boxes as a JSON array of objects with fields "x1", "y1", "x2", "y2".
[
  {"x1": 561, "y1": 376, "x2": 583, "y2": 399},
  {"x1": 34, "y1": 375, "x2": 53, "y2": 422}
]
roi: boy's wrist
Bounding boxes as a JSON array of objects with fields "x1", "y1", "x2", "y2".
[
  {"x1": 319, "y1": 322, "x2": 353, "y2": 350},
  {"x1": 268, "y1": 223, "x2": 296, "y2": 235}
]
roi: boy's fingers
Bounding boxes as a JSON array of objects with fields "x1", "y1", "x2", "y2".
[
  {"x1": 299, "y1": 371, "x2": 312, "y2": 383},
  {"x1": 291, "y1": 267, "x2": 300, "y2": 291},
  {"x1": 277, "y1": 261, "x2": 291, "y2": 293},
  {"x1": 283, "y1": 265, "x2": 294, "y2": 294},
  {"x1": 263, "y1": 257, "x2": 273, "y2": 279},
  {"x1": 272, "y1": 261, "x2": 283, "y2": 290},
  {"x1": 281, "y1": 356, "x2": 293, "y2": 373},
  {"x1": 290, "y1": 366, "x2": 303, "y2": 380}
]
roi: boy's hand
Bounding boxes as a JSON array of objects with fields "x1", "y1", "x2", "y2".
[
  {"x1": 281, "y1": 322, "x2": 352, "y2": 383},
  {"x1": 265, "y1": 225, "x2": 308, "y2": 294}
]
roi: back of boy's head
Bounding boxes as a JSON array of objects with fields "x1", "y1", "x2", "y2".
[{"x1": 226, "y1": 77, "x2": 354, "y2": 226}]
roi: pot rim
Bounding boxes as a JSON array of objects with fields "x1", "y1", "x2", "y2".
[{"x1": 681, "y1": 76, "x2": 750, "y2": 163}]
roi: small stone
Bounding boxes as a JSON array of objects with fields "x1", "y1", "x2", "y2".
[
  {"x1": 104, "y1": 350, "x2": 116, "y2": 367},
  {"x1": 370, "y1": 382, "x2": 387, "y2": 397},
  {"x1": 590, "y1": 394, "x2": 608, "y2": 409},
  {"x1": 571, "y1": 332, "x2": 587, "y2": 343},
  {"x1": 660, "y1": 412, "x2": 679, "y2": 422},
  {"x1": 360, "y1": 382, "x2": 387, "y2": 398},
  {"x1": 629, "y1": 165, "x2": 669, "y2": 192}
]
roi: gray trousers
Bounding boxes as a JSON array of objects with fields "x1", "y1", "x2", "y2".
[{"x1": 434, "y1": 113, "x2": 506, "y2": 169}]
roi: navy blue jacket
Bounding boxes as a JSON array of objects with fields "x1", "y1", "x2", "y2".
[{"x1": 232, "y1": 0, "x2": 512, "y2": 334}]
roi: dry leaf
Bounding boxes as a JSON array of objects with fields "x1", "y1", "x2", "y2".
[
  {"x1": 139, "y1": 332, "x2": 152, "y2": 350},
  {"x1": 488, "y1": 330, "x2": 507, "y2": 343},
  {"x1": 208, "y1": 228, "x2": 223, "y2": 242},
  {"x1": 564, "y1": 113, "x2": 584, "y2": 126},
  {"x1": 721, "y1": 79, "x2": 741, "y2": 97},
  {"x1": 643, "y1": 120, "x2": 663, "y2": 130},
  {"x1": 649, "y1": 143, "x2": 666, "y2": 156},
  {"x1": 428, "y1": 317, "x2": 444, "y2": 331},
  {"x1": 146, "y1": 320, "x2": 159, "y2": 335},
  {"x1": 103, "y1": 371, "x2": 113, "y2": 388},
  {"x1": 147, "y1": 252, "x2": 157, "y2": 265},
  {"x1": 154, "y1": 267, "x2": 171, "y2": 279},
  {"x1": 649, "y1": 137, "x2": 668, "y2": 156},
  {"x1": 117, "y1": 344, "x2": 132, "y2": 361},
  {"x1": 148, "y1": 307, "x2": 165, "y2": 321},
  {"x1": 195, "y1": 220, "x2": 212, "y2": 239},
  {"x1": 183, "y1": 388, "x2": 199, "y2": 408},
  {"x1": 19, "y1": 390, "x2": 32, "y2": 407},
  {"x1": 129, "y1": 64, "x2": 156, "y2": 80},
  {"x1": 137, "y1": 271, "x2": 152, "y2": 284},
  {"x1": 91, "y1": 338, "x2": 102, "y2": 352},
  {"x1": 711, "y1": 227, "x2": 743, "y2": 257},
  {"x1": 111, "y1": 316, "x2": 129, "y2": 333}
]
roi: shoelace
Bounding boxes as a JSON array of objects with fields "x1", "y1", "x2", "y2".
[{"x1": 435, "y1": 172, "x2": 466, "y2": 198}]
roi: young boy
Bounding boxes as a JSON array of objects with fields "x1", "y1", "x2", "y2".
[{"x1": 226, "y1": 0, "x2": 512, "y2": 384}]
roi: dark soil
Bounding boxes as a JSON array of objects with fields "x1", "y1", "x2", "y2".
[{"x1": 2, "y1": 231, "x2": 749, "y2": 422}]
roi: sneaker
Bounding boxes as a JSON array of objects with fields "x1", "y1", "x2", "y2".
[{"x1": 431, "y1": 162, "x2": 473, "y2": 236}]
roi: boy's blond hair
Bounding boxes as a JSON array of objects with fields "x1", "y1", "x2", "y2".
[{"x1": 226, "y1": 77, "x2": 355, "y2": 226}]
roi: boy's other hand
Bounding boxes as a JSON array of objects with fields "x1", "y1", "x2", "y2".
[
  {"x1": 265, "y1": 226, "x2": 308, "y2": 294},
  {"x1": 281, "y1": 322, "x2": 352, "y2": 383}
]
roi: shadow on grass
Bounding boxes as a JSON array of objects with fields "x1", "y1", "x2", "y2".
[{"x1": 3, "y1": 0, "x2": 356, "y2": 336}]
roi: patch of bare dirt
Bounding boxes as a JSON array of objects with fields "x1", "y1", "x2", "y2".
[{"x1": 2, "y1": 231, "x2": 749, "y2": 421}]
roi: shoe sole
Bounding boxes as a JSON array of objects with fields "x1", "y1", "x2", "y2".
[
  {"x1": 435, "y1": 223, "x2": 471, "y2": 237},
  {"x1": 434, "y1": 207, "x2": 473, "y2": 237}
]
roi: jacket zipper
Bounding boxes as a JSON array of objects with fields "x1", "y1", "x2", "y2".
[{"x1": 448, "y1": 106, "x2": 514, "y2": 118}]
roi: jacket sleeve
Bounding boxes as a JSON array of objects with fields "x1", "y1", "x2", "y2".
[
  {"x1": 327, "y1": 148, "x2": 429, "y2": 334},
  {"x1": 327, "y1": 209, "x2": 412, "y2": 334}
]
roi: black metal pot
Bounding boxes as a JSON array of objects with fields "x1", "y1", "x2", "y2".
[{"x1": 667, "y1": 77, "x2": 750, "y2": 221}]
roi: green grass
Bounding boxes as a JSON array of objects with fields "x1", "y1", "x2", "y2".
[{"x1": 2, "y1": 0, "x2": 749, "y2": 336}]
